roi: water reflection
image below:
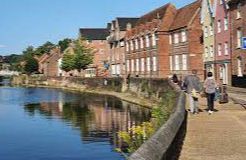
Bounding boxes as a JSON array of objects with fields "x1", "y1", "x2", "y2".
[{"x1": 24, "y1": 95, "x2": 151, "y2": 149}]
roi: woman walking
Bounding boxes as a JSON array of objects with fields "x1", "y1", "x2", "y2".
[{"x1": 204, "y1": 72, "x2": 217, "y2": 114}]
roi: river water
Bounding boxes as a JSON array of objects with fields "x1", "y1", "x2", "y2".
[{"x1": 0, "y1": 86, "x2": 151, "y2": 160}]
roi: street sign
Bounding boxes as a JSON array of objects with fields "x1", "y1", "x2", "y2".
[{"x1": 242, "y1": 37, "x2": 246, "y2": 49}]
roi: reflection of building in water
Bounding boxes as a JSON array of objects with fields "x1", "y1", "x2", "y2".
[{"x1": 24, "y1": 95, "x2": 151, "y2": 149}]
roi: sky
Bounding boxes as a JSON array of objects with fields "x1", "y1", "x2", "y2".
[{"x1": 0, "y1": 0, "x2": 195, "y2": 56}]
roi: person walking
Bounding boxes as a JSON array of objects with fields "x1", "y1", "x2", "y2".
[
  {"x1": 204, "y1": 72, "x2": 217, "y2": 114},
  {"x1": 184, "y1": 70, "x2": 202, "y2": 114}
]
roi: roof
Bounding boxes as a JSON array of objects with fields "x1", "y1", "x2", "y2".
[
  {"x1": 169, "y1": 0, "x2": 201, "y2": 31},
  {"x1": 136, "y1": 3, "x2": 175, "y2": 25},
  {"x1": 116, "y1": 18, "x2": 139, "y2": 31},
  {"x1": 79, "y1": 28, "x2": 109, "y2": 40}
]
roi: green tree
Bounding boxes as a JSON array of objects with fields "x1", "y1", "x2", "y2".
[
  {"x1": 35, "y1": 41, "x2": 56, "y2": 56},
  {"x1": 58, "y1": 38, "x2": 72, "y2": 52},
  {"x1": 61, "y1": 52, "x2": 75, "y2": 72},
  {"x1": 61, "y1": 38, "x2": 93, "y2": 72},
  {"x1": 23, "y1": 54, "x2": 39, "y2": 74}
]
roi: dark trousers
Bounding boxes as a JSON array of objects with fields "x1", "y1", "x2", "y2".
[{"x1": 207, "y1": 93, "x2": 215, "y2": 111}]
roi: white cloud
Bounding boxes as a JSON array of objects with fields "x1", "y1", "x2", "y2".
[{"x1": 0, "y1": 45, "x2": 6, "y2": 48}]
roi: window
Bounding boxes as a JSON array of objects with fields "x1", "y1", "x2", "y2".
[
  {"x1": 237, "y1": 57, "x2": 243, "y2": 77},
  {"x1": 210, "y1": 45, "x2": 214, "y2": 57},
  {"x1": 209, "y1": 25, "x2": 213, "y2": 36},
  {"x1": 152, "y1": 57, "x2": 157, "y2": 71},
  {"x1": 169, "y1": 56, "x2": 173, "y2": 71},
  {"x1": 224, "y1": 42, "x2": 229, "y2": 55},
  {"x1": 120, "y1": 41, "x2": 125, "y2": 47},
  {"x1": 152, "y1": 33, "x2": 157, "y2": 46},
  {"x1": 181, "y1": 31, "x2": 187, "y2": 42},
  {"x1": 217, "y1": 20, "x2": 221, "y2": 33},
  {"x1": 237, "y1": 3, "x2": 241, "y2": 19},
  {"x1": 237, "y1": 28, "x2": 242, "y2": 48},
  {"x1": 135, "y1": 39, "x2": 139, "y2": 50},
  {"x1": 204, "y1": 26, "x2": 208, "y2": 37},
  {"x1": 174, "y1": 33, "x2": 179, "y2": 44},
  {"x1": 218, "y1": 44, "x2": 222, "y2": 56},
  {"x1": 146, "y1": 35, "x2": 150, "y2": 48},
  {"x1": 147, "y1": 57, "x2": 151, "y2": 71},
  {"x1": 175, "y1": 55, "x2": 180, "y2": 70},
  {"x1": 126, "y1": 60, "x2": 130, "y2": 72},
  {"x1": 224, "y1": 17, "x2": 228, "y2": 31},
  {"x1": 130, "y1": 40, "x2": 134, "y2": 51},
  {"x1": 169, "y1": 35, "x2": 172, "y2": 44},
  {"x1": 141, "y1": 58, "x2": 145, "y2": 72},
  {"x1": 182, "y1": 54, "x2": 187, "y2": 70},
  {"x1": 131, "y1": 59, "x2": 135, "y2": 72},
  {"x1": 112, "y1": 65, "x2": 116, "y2": 75},
  {"x1": 116, "y1": 64, "x2": 121, "y2": 75},
  {"x1": 220, "y1": 0, "x2": 223, "y2": 5},
  {"x1": 140, "y1": 37, "x2": 144, "y2": 49},
  {"x1": 205, "y1": 47, "x2": 209, "y2": 58},
  {"x1": 136, "y1": 59, "x2": 139, "y2": 72},
  {"x1": 126, "y1": 41, "x2": 129, "y2": 52}
]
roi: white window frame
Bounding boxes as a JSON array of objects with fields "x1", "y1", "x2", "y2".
[
  {"x1": 209, "y1": 25, "x2": 213, "y2": 36},
  {"x1": 146, "y1": 35, "x2": 150, "y2": 48},
  {"x1": 130, "y1": 40, "x2": 134, "y2": 51},
  {"x1": 210, "y1": 45, "x2": 214, "y2": 57},
  {"x1": 237, "y1": 28, "x2": 242, "y2": 48},
  {"x1": 135, "y1": 39, "x2": 139, "y2": 50},
  {"x1": 174, "y1": 33, "x2": 179, "y2": 44},
  {"x1": 217, "y1": 20, "x2": 221, "y2": 33},
  {"x1": 152, "y1": 57, "x2": 157, "y2": 72},
  {"x1": 126, "y1": 41, "x2": 129, "y2": 52},
  {"x1": 224, "y1": 42, "x2": 229, "y2": 55},
  {"x1": 147, "y1": 57, "x2": 151, "y2": 72},
  {"x1": 141, "y1": 58, "x2": 145, "y2": 72},
  {"x1": 237, "y1": 57, "x2": 243, "y2": 77},
  {"x1": 205, "y1": 47, "x2": 209, "y2": 58},
  {"x1": 131, "y1": 59, "x2": 135, "y2": 72},
  {"x1": 218, "y1": 44, "x2": 222, "y2": 56},
  {"x1": 224, "y1": 17, "x2": 228, "y2": 31},
  {"x1": 181, "y1": 31, "x2": 187, "y2": 42},
  {"x1": 140, "y1": 37, "x2": 144, "y2": 49},
  {"x1": 182, "y1": 54, "x2": 187, "y2": 70},
  {"x1": 175, "y1": 55, "x2": 180, "y2": 70},
  {"x1": 152, "y1": 33, "x2": 157, "y2": 46},
  {"x1": 136, "y1": 59, "x2": 139, "y2": 72},
  {"x1": 204, "y1": 26, "x2": 208, "y2": 37}
]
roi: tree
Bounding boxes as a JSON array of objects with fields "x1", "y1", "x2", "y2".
[
  {"x1": 35, "y1": 41, "x2": 56, "y2": 56},
  {"x1": 61, "y1": 52, "x2": 75, "y2": 72},
  {"x1": 23, "y1": 54, "x2": 39, "y2": 74},
  {"x1": 58, "y1": 38, "x2": 72, "y2": 52},
  {"x1": 61, "y1": 38, "x2": 93, "y2": 72}
]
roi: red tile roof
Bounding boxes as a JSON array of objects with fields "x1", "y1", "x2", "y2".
[
  {"x1": 169, "y1": 0, "x2": 202, "y2": 31},
  {"x1": 136, "y1": 3, "x2": 175, "y2": 25}
]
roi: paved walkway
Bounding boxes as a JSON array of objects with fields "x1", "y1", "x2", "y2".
[{"x1": 179, "y1": 96, "x2": 246, "y2": 160}]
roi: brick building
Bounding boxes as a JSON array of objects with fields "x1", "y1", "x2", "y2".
[
  {"x1": 38, "y1": 47, "x2": 62, "y2": 77},
  {"x1": 201, "y1": 0, "x2": 216, "y2": 76},
  {"x1": 169, "y1": 0, "x2": 204, "y2": 80},
  {"x1": 79, "y1": 28, "x2": 110, "y2": 77},
  {"x1": 214, "y1": 0, "x2": 231, "y2": 85},
  {"x1": 107, "y1": 18, "x2": 139, "y2": 77},
  {"x1": 228, "y1": 0, "x2": 246, "y2": 88},
  {"x1": 125, "y1": 3, "x2": 177, "y2": 78}
]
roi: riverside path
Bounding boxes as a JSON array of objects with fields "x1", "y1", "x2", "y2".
[{"x1": 179, "y1": 93, "x2": 246, "y2": 160}]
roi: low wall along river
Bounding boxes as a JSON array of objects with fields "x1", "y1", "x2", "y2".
[{"x1": 12, "y1": 75, "x2": 187, "y2": 160}]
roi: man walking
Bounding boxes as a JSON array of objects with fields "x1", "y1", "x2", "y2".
[{"x1": 184, "y1": 70, "x2": 202, "y2": 114}]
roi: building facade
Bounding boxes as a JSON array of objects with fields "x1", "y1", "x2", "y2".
[
  {"x1": 80, "y1": 28, "x2": 110, "y2": 77},
  {"x1": 228, "y1": 0, "x2": 246, "y2": 88},
  {"x1": 107, "y1": 18, "x2": 139, "y2": 77},
  {"x1": 169, "y1": 0, "x2": 204, "y2": 80},
  {"x1": 125, "y1": 3, "x2": 177, "y2": 78},
  {"x1": 214, "y1": 0, "x2": 231, "y2": 85},
  {"x1": 201, "y1": 0, "x2": 215, "y2": 76}
]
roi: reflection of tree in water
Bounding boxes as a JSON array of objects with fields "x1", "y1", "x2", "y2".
[{"x1": 24, "y1": 94, "x2": 151, "y2": 149}]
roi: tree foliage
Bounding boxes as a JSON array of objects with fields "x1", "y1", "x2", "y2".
[
  {"x1": 22, "y1": 46, "x2": 39, "y2": 74},
  {"x1": 58, "y1": 38, "x2": 72, "y2": 52},
  {"x1": 61, "y1": 38, "x2": 93, "y2": 72},
  {"x1": 35, "y1": 41, "x2": 56, "y2": 56}
]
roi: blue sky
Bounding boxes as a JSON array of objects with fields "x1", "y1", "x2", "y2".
[{"x1": 0, "y1": 0, "x2": 195, "y2": 56}]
